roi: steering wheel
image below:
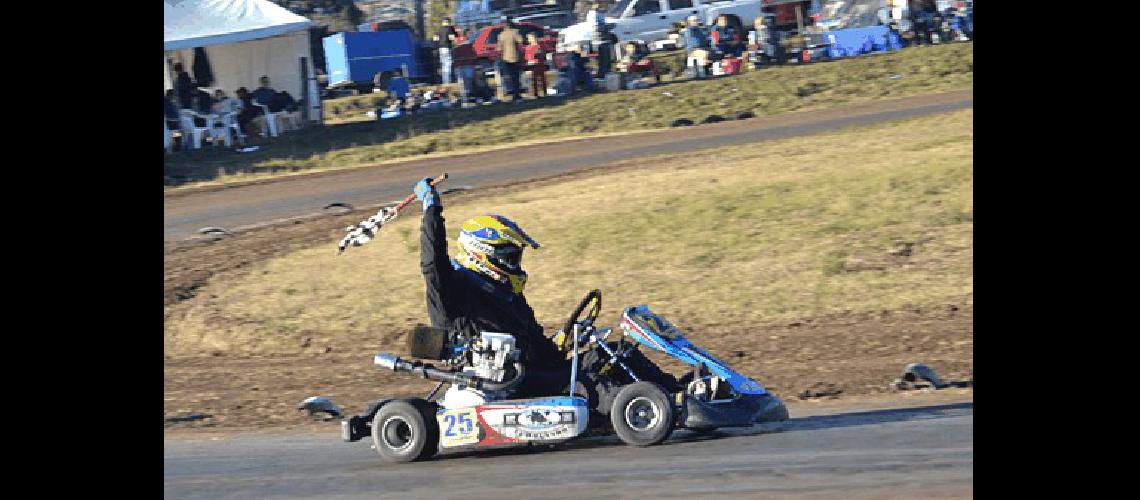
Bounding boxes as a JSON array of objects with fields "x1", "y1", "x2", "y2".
[{"x1": 556, "y1": 289, "x2": 602, "y2": 351}]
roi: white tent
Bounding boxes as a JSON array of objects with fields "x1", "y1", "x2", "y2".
[{"x1": 164, "y1": 0, "x2": 321, "y2": 123}]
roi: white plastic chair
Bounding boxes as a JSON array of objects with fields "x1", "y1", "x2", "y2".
[
  {"x1": 254, "y1": 102, "x2": 280, "y2": 138},
  {"x1": 278, "y1": 109, "x2": 303, "y2": 131},
  {"x1": 179, "y1": 109, "x2": 213, "y2": 149},
  {"x1": 216, "y1": 111, "x2": 246, "y2": 147}
]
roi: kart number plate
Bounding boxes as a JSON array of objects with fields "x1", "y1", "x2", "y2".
[{"x1": 438, "y1": 408, "x2": 480, "y2": 447}]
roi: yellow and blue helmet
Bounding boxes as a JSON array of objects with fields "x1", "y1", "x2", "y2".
[{"x1": 456, "y1": 214, "x2": 540, "y2": 294}]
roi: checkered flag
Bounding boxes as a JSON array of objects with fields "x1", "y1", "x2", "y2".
[{"x1": 337, "y1": 205, "x2": 399, "y2": 254}]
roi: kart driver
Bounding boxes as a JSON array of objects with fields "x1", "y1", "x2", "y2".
[{"x1": 412, "y1": 177, "x2": 570, "y2": 398}]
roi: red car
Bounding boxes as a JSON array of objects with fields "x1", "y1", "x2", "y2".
[{"x1": 466, "y1": 21, "x2": 558, "y2": 62}]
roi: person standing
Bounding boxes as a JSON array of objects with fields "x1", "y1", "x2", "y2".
[
  {"x1": 523, "y1": 33, "x2": 548, "y2": 98},
  {"x1": 437, "y1": 18, "x2": 458, "y2": 85},
  {"x1": 495, "y1": 17, "x2": 525, "y2": 101},
  {"x1": 587, "y1": 2, "x2": 606, "y2": 39},
  {"x1": 173, "y1": 62, "x2": 196, "y2": 109},
  {"x1": 451, "y1": 42, "x2": 477, "y2": 103}
]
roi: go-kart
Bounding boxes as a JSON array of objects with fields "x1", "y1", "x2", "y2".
[{"x1": 341, "y1": 289, "x2": 788, "y2": 463}]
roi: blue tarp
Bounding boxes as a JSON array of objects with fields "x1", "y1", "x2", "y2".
[{"x1": 824, "y1": 26, "x2": 901, "y2": 59}]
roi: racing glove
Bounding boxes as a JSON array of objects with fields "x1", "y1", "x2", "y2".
[{"x1": 413, "y1": 177, "x2": 440, "y2": 212}]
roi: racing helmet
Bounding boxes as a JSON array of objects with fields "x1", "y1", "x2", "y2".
[{"x1": 456, "y1": 214, "x2": 540, "y2": 294}]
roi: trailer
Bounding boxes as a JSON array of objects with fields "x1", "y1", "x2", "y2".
[{"x1": 323, "y1": 26, "x2": 431, "y2": 89}]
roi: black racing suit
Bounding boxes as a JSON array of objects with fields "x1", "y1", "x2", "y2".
[{"x1": 420, "y1": 203, "x2": 570, "y2": 398}]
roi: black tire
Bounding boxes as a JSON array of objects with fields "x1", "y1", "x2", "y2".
[
  {"x1": 610, "y1": 381, "x2": 675, "y2": 447},
  {"x1": 371, "y1": 399, "x2": 439, "y2": 463}
]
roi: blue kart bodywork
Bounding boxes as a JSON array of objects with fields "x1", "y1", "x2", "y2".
[
  {"x1": 620, "y1": 306, "x2": 788, "y2": 428},
  {"x1": 622, "y1": 306, "x2": 767, "y2": 396}
]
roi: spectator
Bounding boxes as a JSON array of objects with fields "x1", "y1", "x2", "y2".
[
  {"x1": 682, "y1": 15, "x2": 711, "y2": 78},
  {"x1": 593, "y1": 39, "x2": 613, "y2": 79},
  {"x1": 173, "y1": 62, "x2": 196, "y2": 109},
  {"x1": 524, "y1": 32, "x2": 547, "y2": 98},
  {"x1": 235, "y1": 87, "x2": 261, "y2": 134},
  {"x1": 211, "y1": 89, "x2": 242, "y2": 115},
  {"x1": 194, "y1": 88, "x2": 214, "y2": 114},
  {"x1": 252, "y1": 76, "x2": 276, "y2": 105},
  {"x1": 452, "y1": 25, "x2": 467, "y2": 45},
  {"x1": 268, "y1": 90, "x2": 298, "y2": 113},
  {"x1": 617, "y1": 41, "x2": 648, "y2": 74},
  {"x1": 452, "y1": 41, "x2": 479, "y2": 103},
  {"x1": 587, "y1": 2, "x2": 607, "y2": 41},
  {"x1": 186, "y1": 88, "x2": 215, "y2": 127},
  {"x1": 567, "y1": 46, "x2": 594, "y2": 93},
  {"x1": 437, "y1": 17, "x2": 458, "y2": 84},
  {"x1": 749, "y1": 16, "x2": 772, "y2": 67},
  {"x1": 496, "y1": 17, "x2": 525, "y2": 102},
  {"x1": 467, "y1": 63, "x2": 496, "y2": 102},
  {"x1": 711, "y1": 14, "x2": 743, "y2": 58}
]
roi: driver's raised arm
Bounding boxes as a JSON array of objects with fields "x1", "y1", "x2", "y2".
[{"x1": 415, "y1": 178, "x2": 453, "y2": 329}]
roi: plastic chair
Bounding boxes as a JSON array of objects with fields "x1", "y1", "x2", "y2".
[
  {"x1": 253, "y1": 102, "x2": 280, "y2": 138},
  {"x1": 278, "y1": 108, "x2": 303, "y2": 131},
  {"x1": 215, "y1": 111, "x2": 246, "y2": 147},
  {"x1": 178, "y1": 109, "x2": 213, "y2": 149}
]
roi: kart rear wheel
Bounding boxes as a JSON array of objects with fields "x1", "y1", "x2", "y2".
[
  {"x1": 611, "y1": 381, "x2": 675, "y2": 447},
  {"x1": 371, "y1": 399, "x2": 439, "y2": 463}
]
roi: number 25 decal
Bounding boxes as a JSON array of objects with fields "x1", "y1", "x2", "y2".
[{"x1": 443, "y1": 412, "x2": 475, "y2": 437}]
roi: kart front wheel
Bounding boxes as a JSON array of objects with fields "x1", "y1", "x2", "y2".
[
  {"x1": 371, "y1": 399, "x2": 439, "y2": 463},
  {"x1": 611, "y1": 381, "x2": 675, "y2": 447}
]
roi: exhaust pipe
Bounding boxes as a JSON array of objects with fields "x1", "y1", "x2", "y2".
[{"x1": 373, "y1": 352, "x2": 525, "y2": 392}]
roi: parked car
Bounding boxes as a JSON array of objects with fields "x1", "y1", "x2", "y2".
[
  {"x1": 514, "y1": 10, "x2": 577, "y2": 31},
  {"x1": 559, "y1": 0, "x2": 804, "y2": 49},
  {"x1": 467, "y1": 21, "x2": 560, "y2": 62}
]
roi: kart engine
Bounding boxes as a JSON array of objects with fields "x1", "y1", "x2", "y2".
[{"x1": 470, "y1": 332, "x2": 519, "y2": 383}]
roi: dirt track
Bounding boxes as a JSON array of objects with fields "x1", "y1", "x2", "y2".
[
  {"x1": 164, "y1": 304, "x2": 971, "y2": 432},
  {"x1": 164, "y1": 91, "x2": 973, "y2": 433}
]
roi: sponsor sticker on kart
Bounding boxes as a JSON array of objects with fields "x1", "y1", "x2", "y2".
[
  {"x1": 438, "y1": 407, "x2": 480, "y2": 447},
  {"x1": 513, "y1": 425, "x2": 571, "y2": 441}
]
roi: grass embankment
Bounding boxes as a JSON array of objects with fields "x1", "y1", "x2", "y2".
[
  {"x1": 164, "y1": 43, "x2": 972, "y2": 190},
  {"x1": 165, "y1": 108, "x2": 973, "y2": 356}
]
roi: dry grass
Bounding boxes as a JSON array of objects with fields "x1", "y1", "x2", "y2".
[
  {"x1": 165, "y1": 108, "x2": 972, "y2": 357},
  {"x1": 164, "y1": 43, "x2": 972, "y2": 190}
]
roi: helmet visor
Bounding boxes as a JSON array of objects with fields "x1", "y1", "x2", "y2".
[{"x1": 489, "y1": 244, "x2": 523, "y2": 272}]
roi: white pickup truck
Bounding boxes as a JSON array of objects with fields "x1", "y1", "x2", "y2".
[{"x1": 558, "y1": 0, "x2": 768, "y2": 49}]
